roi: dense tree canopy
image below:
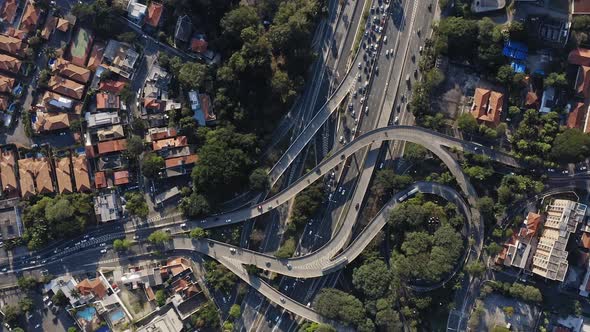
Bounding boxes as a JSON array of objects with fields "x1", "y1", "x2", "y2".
[
  {"x1": 204, "y1": 261, "x2": 237, "y2": 292},
  {"x1": 22, "y1": 194, "x2": 93, "y2": 250},
  {"x1": 314, "y1": 288, "x2": 366, "y2": 327},
  {"x1": 352, "y1": 260, "x2": 391, "y2": 299},
  {"x1": 148, "y1": 230, "x2": 171, "y2": 245},
  {"x1": 141, "y1": 153, "x2": 165, "y2": 179},
  {"x1": 549, "y1": 129, "x2": 590, "y2": 163},
  {"x1": 124, "y1": 192, "x2": 149, "y2": 219}
]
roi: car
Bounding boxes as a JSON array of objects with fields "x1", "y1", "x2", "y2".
[
  {"x1": 547, "y1": 168, "x2": 555, "y2": 172},
  {"x1": 580, "y1": 166, "x2": 588, "y2": 171},
  {"x1": 180, "y1": 223, "x2": 187, "y2": 228},
  {"x1": 280, "y1": 297, "x2": 285, "y2": 303},
  {"x1": 258, "y1": 205, "x2": 263, "y2": 210},
  {"x1": 385, "y1": 49, "x2": 389, "y2": 56},
  {"x1": 562, "y1": 170, "x2": 569, "y2": 175},
  {"x1": 41, "y1": 259, "x2": 47, "y2": 264},
  {"x1": 394, "y1": 116, "x2": 399, "y2": 124},
  {"x1": 365, "y1": 106, "x2": 369, "y2": 114},
  {"x1": 230, "y1": 248, "x2": 236, "y2": 254},
  {"x1": 355, "y1": 203, "x2": 360, "y2": 210},
  {"x1": 100, "y1": 249, "x2": 107, "y2": 253},
  {"x1": 59, "y1": 132, "x2": 66, "y2": 136},
  {"x1": 341, "y1": 189, "x2": 346, "y2": 196},
  {"x1": 384, "y1": 36, "x2": 388, "y2": 43},
  {"x1": 35, "y1": 324, "x2": 41, "y2": 329},
  {"x1": 339, "y1": 135, "x2": 344, "y2": 143},
  {"x1": 30, "y1": 260, "x2": 36, "y2": 265},
  {"x1": 100, "y1": 242, "x2": 106, "y2": 247},
  {"x1": 360, "y1": 97, "x2": 365, "y2": 104},
  {"x1": 307, "y1": 302, "x2": 311, "y2": 307},
  {"x1": 1, "y1": 268, "x2": 7, "y2": 272},
  {"x1": 353, "y1": 90, "x2": 357, "y2": 98},
  {"x1": 419, "y1": 46, "x2": 423, "y2": 53},
  {"x1": 165, "y1": 228, "x2": 171, "y2": 232},
  {"x1": 226, "y1": 219, "x2": 232, "y2": 223},
  {"x1": 358, "y1": 62, "x2": 362, "y2": 69},
  {"x1": 352, "y1": 110, "x2": 356, "y2": 118},
  {"x1": 43, "y1": 296, "x2": 49, "y2": 302}
]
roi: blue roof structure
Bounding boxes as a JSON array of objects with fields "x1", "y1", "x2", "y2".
[
  {"x1": 511, "y1": 62, "x2": 526, "y2": 73},
  {"x1": 503, "y1": 40, "x2": 528, "y2": 61}
]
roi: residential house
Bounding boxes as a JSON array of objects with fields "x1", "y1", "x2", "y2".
[
  {"x1": 496, "y1": 212, "x2": 542, "y2": 269},
  {"x1": 0, "y1": 149, "x2": 18, "y2": 198},
  {"x1": 164, "y1": 154, "x2": 198, "y2": 178},
  {"x1": 531, "y1": 199, "x2": 587, "y2": 282},
  {"x1": 55, "y1": 156, "x2": 73, "y2": 194},
  {"x1": 1, "y1": 0, "x2": 18, "y2": 25},
  {"x1": 190, "y1": 36, "x2": 207, "y2": 54},
  {"x1": 97, "y1": 155, "x2": 124, "y2": 171},
  {"x1": 51, "y1": 58, "x2": 91, "y2": 84},
  {"x1": 87, "y1": 42, "x2": 105, "y2": 71},
  {"x1": 573, "y1": 0, "x2": 590, "y2": 15},
  {"x1": 567, "y1": 102, "x2": 590, "y2": 133},
  {"x1": 96, "y1": 125, "x2": 125, "y2": 142},
  {"x1": 40, "y1": 91, "x2": 78, "y2": 113},
  {"x1": 127, "y1": 0, "x2": 147, "y2": 25},
  {"x1": 77, "y1": 278, "x2": 108, "y2": 300},
  {"x1": 98, "y1": 78, "x2": 126, "y2": 94},
  {"x1": 72, "y1": 155, "x2": 91, "y2": 192},
  {"x1": 145, "y1": 2, "x2": 163, "y2": 29},
  {"x1": 0, "y1": 54, "x2": 21, "y2": 74},
  {"x1": 146, "y1": 127, "x2": 176, "y2": 142},
  {"x1": 155, "y1": 186, "x2": 180, "y2": 206},
  {"x1": 44, "y1": 276, "x2": 81, "y2": 307},
  {"x1": 19, "y1": 0, "x2": 40, "y2": 34},
  {"x1": 189, "y1": 90, "x2": 216, "y2": 126},
  {"x1": 18, "y1": 157, "x2": 54, "y2": 199},
  {"x1": 95, "y1": 171, "x2": 107, "y2": 189},
  {"x1": 85, "y1": 112, "x2": 120, "y2": 128},
  {"x1": 48, "y1": 76, "x2": 85, "y2": 100},
  {"x1": 174, "y1": 15, "x2": 191, "y2": 44},
  {"x1": 69, "y1": 28, "x2": 94, "y2": 67},
  {"x1": 33, "y1": 112, "x2": 69, "y2": 133},
  {"x1": 96, "y1": 92, "x2": 120, "y2": 111},
  {"x1": 113, "y1": 170, "x2": 129, "y2": 186},
  {"x1": 0, "y1": 34, "x2": 25, "y2": 56},
  {"x1": 102, "y1": 40, "x2": 139, "y2": 79},
  {"x1": 5, "y1": 27, "x2": 25, "y2": 39},
  {"x1": 470, "y1": 87, "x2": 504, "y2": 126},
  {"x1": 152, "y1": 136, "x2": 187, "y2": 151},
  {"x1": 0, "y1": 74, "x2": 15, "y2": 93},
  {"x1": 56, "y1": 18, "x2": 70, "y2": 33},
  {"x1": 94, "y1": 192, "x2": 122, "y2": 222},
  {"x1": 97, "y1": 139, "x2": 127, "y2": 155}
]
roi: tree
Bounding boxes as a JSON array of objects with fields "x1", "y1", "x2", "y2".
[
  {"x1": 117, "y1": 31, "x2": 137, "y2": 43},
  {"x1": 375, "y1": 307, "x2": 402, "y2": 331},
  {"x1": 229, "y1": 304, "x2": 241, "y2": 319},
  {"x1": 124, "y1": 192, "x2": 149, "y2": 219},
  {"x1": 155, "y1": 289, "x2": 167, "y2": 306},
  {"x1": 486, "y1": 242, "x2": 503, "y2": 256},
  {"x1": 496, "y1": 65, "x2": 515, "y2": 86},
  {"x1": 18, "y1": 297, "x2": 34, "y2": 313},
  {"x1": 148, "y1": 230, "x2": 171, "y2": 245},
  {"x1": 220, "y1": 6, "x2": 259, "y2": 51},
  {"x1": 119, "y1": 85, "x2": 133, "y2": 104},
  {"x1": 457, "y1": 113, "x2": 479, "y2": 135},
  {"x1": 249, "y1": 168, "x2": 269, "y2": 191},
  {"x1": 191, "y1": 301, "x2": 220, "y2": 328},
  {"x1": 435, "y1": 17, "x2": 479, "y2": 59},
  {"x1": 17, "y1": 276, "x2": 37, "y2": 291},
  {"x1": 190, "y1": 227, "x2": 208, "y2": 239},
  {"x1": 223, "y1": 321, "x2": 234, "y2": 332},
  {"x1": 352, "y1": 260, "x2": 391, "y2": 299},
  {"x1": 465, "y1": 261, "x2": 486, "y2": 277},
  {"x1": 275, "y1": 238, "x2": 296, "y2": 258},
  {"x1": 178, "y1": 62, "x2": 208, "y2": 90},
  {"x1": 2, "y1": 305, "x2": 20, "y2": 324},
  {"x1": 314, "y1": 288, "x2": 365, "y2": 327},
  {"x1": 68, "y1": 327, "x2": 78, "y2": 332},
  {"x1": 404, "y1": 142, "x2": 428, "y2": 162},
  {"x1": 141, "y1": 153, "x2": 165, "y2": 179},
  {"x1": 549, "y1": 129, "x2": 590, "y2": 163},
  {"x1": 125, "y1": 135, "x2": 144, "y2": 159},
  {"x1": 113, "y1": 239, "x2": 132, "y2": 251},
  {"x1": 372, "y1": 170, "x2": 412, "y2": 198},
  {"x1": 51, "y1": 289, "x2": 68, "y2": 306},
  {"x1": 204, "y1": 261, "x2": 237, "y2": 292},
  {"x1": 180, "y1": 193, "x2": 210, "y2": 218},
  {"x1": 544, "y1": 72, "x2": 568, "y2": 89},
  {"x1": 503, "y1": 306, "x2": 515, "y2": 317}
]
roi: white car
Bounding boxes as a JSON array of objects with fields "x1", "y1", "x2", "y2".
[
  {"x1": 384, "y1": 36, "x2": 388, "y2": 43},
  {"x1": 100, "y1": 249, "x2": 107, "y2": 253},
  {"x1": 180, "y1": 223, "x2": 187, "y2": 228}
]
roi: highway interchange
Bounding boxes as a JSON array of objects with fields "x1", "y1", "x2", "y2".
[{"x1": 0, "y1": 0, "x2": 580, "y2": 330}]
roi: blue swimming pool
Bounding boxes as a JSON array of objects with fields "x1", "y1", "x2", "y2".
[
  {"x1": 77, "y1": 306, "x2": 97, "y2": 322},
  {"x1": 109, "y1": 309, "x2": 125, "y2": 323}
]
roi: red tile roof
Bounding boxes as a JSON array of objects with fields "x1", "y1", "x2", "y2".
[
  {"x1": 525, "y1": 91, "x2": 539, "y2": 110},
  {"x1": 96, "y1": 92, "x2": 120, "y2": 110},
  {"x1": 0, "y1": 54, "x2": 21, "y2": 73},
  {"x1": 99, "y1": 79, "x2": 127, "y2": 94},
  {"x1": 471, "y1": 88, "x2": 504, "y2": 126},
  {"x1": 574, "y1": 0, "x2": 590, "y2": 14},
  {"x1": 569, "y1": 48, "x2": 590, "y2": 66},
  {"x1": 87, "y1": 42, "x2": 105, "y2": 71},
  {"x1": 524, "y1": 212, "x2": 542, "y2": 238},
  {"x1": 97, "y1": 139, "x2": 127, "y2": 155},
  {"x1": 145, "y1": 2, "x2": 163, "y2": 27},
  {"x1": 191, "y1": 38, "x2": 208, "y2": 53},
  {"x1": 20, "y1": 1, "x2": 41, "y2": 33},
  {"x1": 113, "y1": 170, "x2": 129, "y2": 185},
  {"x1": 568, "y1": 102, "x2": 588, "y2": 131},
  {"x1": 1, "y1": 0, "x2": 18, "y2": 24},
  {"x1": 577, "y1": 66, "x2": 590, "y2": 99},
  {"x1": 77, "y1": 278, "x2": 107, "y2": 299},
  {"x1": 152, "y1": 136, "x2": 187, "y2": 151},
  {"x1": 0, "y1": 34, "x2": 24, "y2": 56},
  {"x1": 165, "y1": 154, "x2": 198, "y2": 168},
  {"x1": 95, "y1": 171, "x2": 107, "y2": 189},
  {"x1": 5, "y1": 27, "x2": 26, "y2": 39}
]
